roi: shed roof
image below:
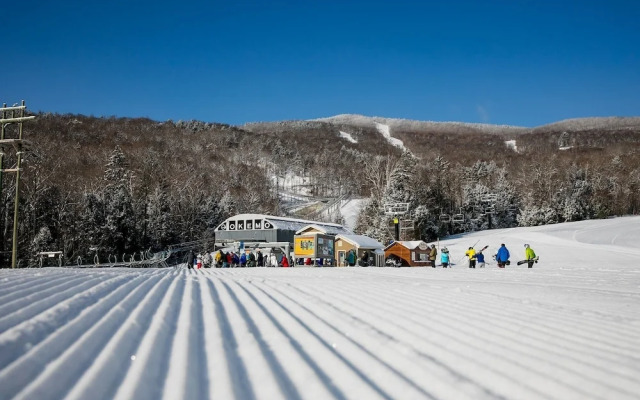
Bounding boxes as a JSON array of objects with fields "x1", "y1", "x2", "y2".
[
  {"x1": 296, "y1": 224, "x2": 352, "y2": 235},
  {"x1": 384, "y1": 240, "x2": 429, "y2": 251},
  {"x1": 335, "y1": 234, "x2": 384, "y2": 249}
]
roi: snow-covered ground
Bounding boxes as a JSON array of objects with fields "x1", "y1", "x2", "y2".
[{"x1": 1, "y1": 217, "x2": 640, "y2": 399}]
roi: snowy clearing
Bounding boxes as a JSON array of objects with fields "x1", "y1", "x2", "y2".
[
  {"x1": 339, "y1": 131, "x2": 358, "y2": 143},
  {"x1": 1, "y1": 217, "x2": 640, "y2": 399},
  {"x1": 340, "y1": 198, "x2": 367, "y2": 231}
]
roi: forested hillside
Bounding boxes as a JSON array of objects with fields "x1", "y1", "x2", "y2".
[{"x1": 2, "y1": 112, "x2": 639, "y2": 266}]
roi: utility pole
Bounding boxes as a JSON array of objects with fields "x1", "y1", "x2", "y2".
[{"x1": 0, "y1": 101, "x2": 35, "y2": 268}]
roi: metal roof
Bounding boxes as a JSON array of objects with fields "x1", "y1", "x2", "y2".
[{"x1": 215, "y1": 214, "x2": 351, "y2": 234}]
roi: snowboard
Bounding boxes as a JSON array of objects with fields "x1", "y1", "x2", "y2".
[{"x1": 517, "y1": 256, "x2": 539, "y2": 265}]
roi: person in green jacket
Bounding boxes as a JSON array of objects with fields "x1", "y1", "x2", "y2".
[
  {"x1": 524, "y1": 244, "x2": 537, "y2": 268},
  {"x1": 346, "y1": 249, "x2": 356, "y2": 266}
]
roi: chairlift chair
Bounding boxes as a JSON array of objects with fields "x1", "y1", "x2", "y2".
[
  {"x1": 452, "y1": 213, "x2": 465, "y2": 223},
  {"x1": 481, "y1": 193, "x2": 498, "y2": 203},
  {"x1": 439, "y1": 213, "x2": 451, "y2": 223}
]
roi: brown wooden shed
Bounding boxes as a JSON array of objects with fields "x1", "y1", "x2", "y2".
[{"x1": 384, "y1": 240, "x2": 431, "y2": 267}]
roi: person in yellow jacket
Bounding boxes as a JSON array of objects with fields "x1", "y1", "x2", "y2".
[
  {"x1": 214, "y1": 250, "x2": 223, "y2": 268},
  {"x1": 524, "y1": 244, "x2": 537, "y2": 268},
  {"x1": 465, "y1": 247, "x2": 476, "y2": 268},
  {"x1": 428, "y1": 245, "x2": 438, "y2": 268}
]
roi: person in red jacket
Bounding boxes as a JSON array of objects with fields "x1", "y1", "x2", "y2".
[{"x1": 281, "y1": 254, "x2": 290, "y2": 268}]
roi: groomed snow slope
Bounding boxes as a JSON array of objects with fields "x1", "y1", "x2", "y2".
[{"x1": 1, "y1": 217, "x2": 640, "y2": 399}]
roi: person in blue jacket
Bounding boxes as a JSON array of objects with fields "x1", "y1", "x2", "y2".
[
  {"x1": 476, "y1": 250, "x2": 486, "y2": 268},
  {"x1": 495, "y1": 244, "x2": 510, "y2": 268},
  {"x1": 440, "y1": 247, "x2": 450, "y2": 268}
]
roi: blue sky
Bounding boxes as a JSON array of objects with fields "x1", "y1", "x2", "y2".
[{"x1": 3, "y1": 0, "x2": 639, "y2": 127}]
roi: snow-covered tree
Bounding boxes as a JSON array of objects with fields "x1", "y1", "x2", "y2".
[
  {"x1": 354, "y1": 194, "x2": 390, "y2": 244},
  {"x1": 559, "y1": 165, "x2": 593, "y2": 222},
  {"x1": 382, "y1": 151, "x2": 418, "y2": 206},
  {"x1": 517, "y1": 203, "x2": 558, "y2": 226},
  {"x1": 145, "y1": 185, "x2": 173, "y2": 252},
  {"x1": 101, "y1": 146, "x2": 137, "y2": 255},
  {"x1": 28, "y1": 226, "x2": 54, "y2": 267}
]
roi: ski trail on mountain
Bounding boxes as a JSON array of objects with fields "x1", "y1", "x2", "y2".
[{"x1": 375, "y1": 122, "x2": 406, "y2": 151}]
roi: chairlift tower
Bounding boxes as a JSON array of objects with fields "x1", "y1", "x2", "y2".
[
  {"x1": 479, "y1": 193, "x2": 498, "y2": 229},
  {"x1": 384, "y1": 202, "x2": 411, "y2": 241},
  {"x1": 1, "y1": 101, "x2": 35, "y2": 268}
]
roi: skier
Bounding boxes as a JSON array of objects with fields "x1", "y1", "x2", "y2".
[
  {"x1": 186, "y1": 250, "x2": 195, "y2": 269},
  {"x1": 476, "y1": 250, "x2": 486, "y2": 268},
  {"x1": 346, "y1": 249, "x2": 356, "y2": 267},
  {"x1": 203, "y1": 252, "x2": 212, "y2": 268},
  {"x1": 465, "y1": 247, "x2": 477, "y2": 268},
  {"x1": 257, "y1": 250, "x2": 264, "y2": 267},
  {"x1": 524, "y1": 244, "x2": 537, "y2": 268},
  {"x1": 220, "y1": 250, "x2": 231, "y2": 268},
  {"x1": 240, "y1": 252, "x2": 247, "y2": 267},
  {"x1": 281, "y1": 254, "x2": 290, "y2": 268},
  {"x1": 231, "y1": 252, "x2": 239, "y2": 267},
  {"x1": 362, "y1": 251, "x2": 370, "y2": 266},
  {"x1": 495, "y1": 244, "x2": 510, "y2": 268},
  {"x1": 441, "y1": 247, "x2": 450, "y2": 268},
  {"x1": 196, "y1": 253, "x2": 203, "y2": 269},
  {"x1": 269, "y1": 252, "x2": 278, "y2": 267},
  {"x1": 429, "y1": 244, "x2": 438, "y2": 268}
]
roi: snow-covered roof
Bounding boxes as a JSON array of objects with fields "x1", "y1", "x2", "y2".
[
  {"x1": 335, "y1": 234, "x2": 384, "y2": 249},
  {"x1": 384, "y1": 240, "x2": 429, "y2": 251},
  {"x1": 296, "y1": 224, "x2": 352, "y2": 235}
]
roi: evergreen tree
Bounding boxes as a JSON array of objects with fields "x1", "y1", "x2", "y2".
[
  {"x1": 560, "y1": 165, "x2": 593, "y2": 222},
  {"x1": 354, "y1": 194, "x2": 389, "y2": 244},
  {"x1": 382, "y1": 151, "x2": 417, "y2": 206},
  {"x1": 77, "y1": 191, "x2": 105, "y2": 259},
  {"x1": 28, "y1": 226, "x2": 54, "y2": 267},
  {"x1": 101, "y1": 146, "x2": 137, "y2": 255},
  {"x1": 145, "y1": 185, "x2": 173, "y2": 252}
]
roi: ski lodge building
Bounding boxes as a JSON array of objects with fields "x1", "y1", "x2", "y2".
[
  {"x1": 214, "y1": 214, "x2": 352, "y2": 260},
  {"x1": 214, "y1": 214, "x2": 387, "y2": 266}
]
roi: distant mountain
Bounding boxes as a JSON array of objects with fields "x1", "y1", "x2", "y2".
[
  {"x1": 244, "y1": 114, "x2": 640, "y2": 138},
  {"x1": 312, "y1": 114, "x2": 529, "y2": 135},
  {"x1": 531, "y1": 116, "x2": 640, "y2": 133}
]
